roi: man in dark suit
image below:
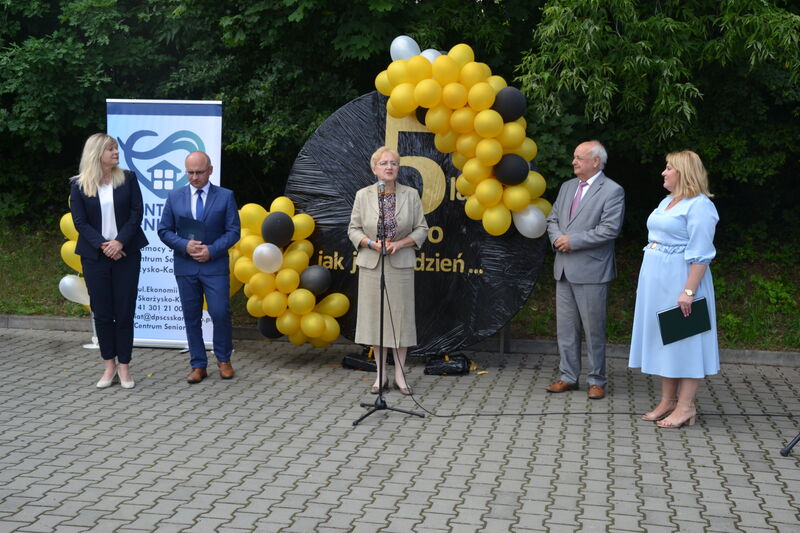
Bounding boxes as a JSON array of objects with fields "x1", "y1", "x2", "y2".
[
  {"x1": 545, "y1": 140, "x2": 625, "y2": 399},
  {"x1": 158, "y1": 151, "x2": 240, "y2": 383}
]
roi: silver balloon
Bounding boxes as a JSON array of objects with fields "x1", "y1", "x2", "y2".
[
  {"x1": 59, "y1": 274, "x2": 90, "y2": 306},
  {"x1": 390, "y1": 35, "x2": 421, "y2": 61},
  {"x1": 420, "y1": 48, "x2": 442, "y2": 63},
  {"x1": 512, "y1": 205, "x2": 547, "y2": 239},
  {"x1": 252, "y1": 243, "x2": 283, "y2": 273}
]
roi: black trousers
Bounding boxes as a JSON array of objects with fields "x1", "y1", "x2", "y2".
[{"x1": 81, "y1": 250, "x2": 141, "y2": 363}]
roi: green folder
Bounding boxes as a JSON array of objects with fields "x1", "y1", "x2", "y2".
[{"x1": 657, "y1": 297, "x2": 711, "y2": 345}]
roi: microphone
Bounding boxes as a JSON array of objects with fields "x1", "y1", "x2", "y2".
[{"x1": 377, "y1": 181, "x2": 386, "y2": 196}]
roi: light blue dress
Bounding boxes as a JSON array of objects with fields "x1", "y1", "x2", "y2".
[{"x1": 628, "y1": 194, "x2": 720, "y2": 378}]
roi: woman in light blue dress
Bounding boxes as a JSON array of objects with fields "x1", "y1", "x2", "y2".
[{"x1": 629, "y1": 150, "x2": 719, "y2": 428}]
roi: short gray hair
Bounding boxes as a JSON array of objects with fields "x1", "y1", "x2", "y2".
[{"x1": 587, "y1": 140, "x2": 607, "y2": 168}]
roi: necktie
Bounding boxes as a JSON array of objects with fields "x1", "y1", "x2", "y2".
[
  {"x1": 195, "y1": 190, "x2": 204, "y2": 220},
  {"x1": 569, "y1": 181, "x2": 588, "y2": 219}
]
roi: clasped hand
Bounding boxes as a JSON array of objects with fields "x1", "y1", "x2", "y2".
[
  {"x1": 553, "y1": 235, "x2": 572, "y2": 253},
  {"x1": 370, "y1": 238, "x2": 402, "y2": 255},
  {"x1": 186, "y1": 239, "x2": 211, "y2": 262},
  {"x1": 100, "y1": 240, "x2": 126, "y2": 261}
]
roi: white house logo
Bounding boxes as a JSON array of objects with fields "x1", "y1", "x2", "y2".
[{"x1": 118, "y1": 130, "x2": 205, "y2": 199}]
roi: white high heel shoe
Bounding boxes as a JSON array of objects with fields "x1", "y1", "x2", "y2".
[
  {"x1": 96, "y1": 369, "x2": 118, "y2": 389},
  {"x1": 120, "y1": 376, "x2": 135, "y2": 389}
]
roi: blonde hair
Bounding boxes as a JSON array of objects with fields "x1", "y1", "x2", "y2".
[
  {"x1": 666, "y1": 150, "x2": 713, "y2": 199},
  {"x1": 370, "y1": 146, "x2": 400, "y2": 170},
  {"x1": 74, "y1": 133, "x2": 125, "y2": 197}
]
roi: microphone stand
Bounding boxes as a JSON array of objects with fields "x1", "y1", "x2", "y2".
[{"x1": 354, "y1": 182, "x2": 424, "y2": 425}]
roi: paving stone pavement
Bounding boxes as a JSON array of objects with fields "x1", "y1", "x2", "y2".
[{"x1": 0, "y1": 326, "x2": 799, "y2": 532}]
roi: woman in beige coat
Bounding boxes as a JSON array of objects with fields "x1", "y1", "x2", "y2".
[{"x1": 348, "y1": 146, "x2": 428, "y2": 395}]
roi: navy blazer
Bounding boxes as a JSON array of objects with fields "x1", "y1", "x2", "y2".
[
  {"x1": 157, "y1": 183, "x2": 240, "y2": 276},
  {"x1": 70, "y1": 170, "x2": 149, "y2": 260}
]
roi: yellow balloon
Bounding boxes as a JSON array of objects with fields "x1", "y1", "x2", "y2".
[
  {"x1": 531, "y1": 197, "x2": 553, "y2": 217},
  {"x1": 246, "y1": 295, "x2": 267, "y2": 317},
  {"x1": 459, "y1": 62, "x2": 487, "y2": 89},
  {"x1": 478, "y1": 62, "x2": 492, "y2": 79},
  {"x1": 498, "y1": 122, "x2": 526, "y2": 149},
  {"x1": 475, "y1": 178, "x2": 503, "y2": 207},
  {"x1": 309, "y1": 337, "x2": 329, "y2": 348},
  {"x1": 234, "y1": 256, "x2": 259, "y2": 284},
  {"x1": 390, "y1": 82, "x2": 417, "y2": 115},
  {"x1": 512, "y1": 137, "x2": 538, "y2": 161},
  {"x1": 524, "y1": 171, "x2": 547, "y2": 199},
  {"x1": 262, "y1": 291, "x2": 288, "y2": 317},
  {"x1": 286, "y1": 239, "x2": 314, "y2": 257},
  {"x1": 275, "y1": 268, "x2": 300, "y2": 294},
  {"x1": 448, "y1": 43, "x2": 475, "y2": 68},
  {"x1": 455, "y1": 175, "x2": 476, "y2": 196},
  {"x1": 282, "y1": 249, "x2": 310, "y2": 273},
  {"x1": 60, "y1": 213, "x2": 78, "y2": 240},
  {"x1": 467, "y1": 82, "x2": 495, "y2": 111},
  {"x1": 407, "y1": 55, "x2": 433, "y2": 83},
  {"x1": 487, "y1": 75, "x2": 508, "y2": 93},
  {"x1": 432, "y1": 55, "x2": 459, "y2": 85},
  {"x1": 243, "y1": 283, "x2": 254, "y2": 298},
  {"x1": 300, "y1": 311, "x2": 325, "y2": 338},
  {"x1": 386, "y1": 59, "x2": 411, "y2": 86},
  {"x1": 239, "y1": 227, "x2": 252, "y2": 240},
  {"x1": 239, "y1": 203, "x2": 268, "y2": 233},
  {"x1": 60, "y1": 240, "x2": 82, "y2": 273},
  {"x1": 441, "y1": 82, "x2": 468, "y2": 109},
  {"x1": 449, "y1": 107, "x2": 476, "y2": 134},
  {"x1": 482, "y1": 204, "x2": 512, "y2": 236},
  {"x1": 270, "y1": 196, "x2": 295, "y2": 217},
  {"x1": 514, "y1": 116, "x2": 527, "y2": 129},
  {"x1": 230, "y1": 278, "x2": 243, "y2": 297},
  {"x1": 386, "y1": 100, "x2": 405, "y2": 118},
  {"x1": 475, "y1": 138, "x2": 504, "y2": 166},
  {"x1": 503, "y1": 184, "x2": 532, "y2": 212},
  {"x1": 320, "y1": 314, "x2": 341, "y2": 342},
  {"x1": 456, "y1": 131, "x2": 481, "y2": 158},
  {"x1": 425, "y1": 105, "x2": 451, "y2": 134},
  {"x1": 462, "y1": 158, "x2": 492, "y2": 183},
  {"x1": 249, "y1": 272, "x2": 276, "y2": 297},
  {"x1": 276, "y1": 310, "x2": 301, "y2": 335},
  {"x1": 375, "y1": 70, "x2": 392, "y2": 96},
  {"x1": 434, "y1": 130, "x2": 459, "y2": 153},
  {"x1": 288, "y1": 288, "x2": 316, "y2": 315},
  {"x1": 414, "y1": 79, "x2": 442, "y2": 108},
  {"x1": 288, "y1": 330, "x2": 308, "y2": 346},
  {"x1": 238, "y1": 234, "x2": 264, "y2": 259},
  {"x1": 315, "y1": 293, "x2": 350, "y2": 317},
  {"x1": 452, "y1": 152, "x2": 468, "y2": 171},
  {"x1": 464, "y1": 195, "x2": 486, "y2": 220},
  {"x1": 473, "y1": 109, "x2": 504, "y2": 138},
  {"x1": 291, "y1": 213, "x2": 315, "y2": 241},
  {"x1": 228, "y1": 247, "x2": 242, "y2": 267}
]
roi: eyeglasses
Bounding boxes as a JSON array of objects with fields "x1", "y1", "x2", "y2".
[{"x1": 377, "y1": 161, "x2": 400, "y2": 167}]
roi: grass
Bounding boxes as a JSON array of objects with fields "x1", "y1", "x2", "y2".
[{"x1": 2, "y1": 224, "x2": 798, "y2": 351}]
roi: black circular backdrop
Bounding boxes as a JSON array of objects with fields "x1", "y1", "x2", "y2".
[{"x1": 285, "y1": 91, "x2": 547, "y2": 355}]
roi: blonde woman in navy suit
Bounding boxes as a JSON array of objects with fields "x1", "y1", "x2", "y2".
[
  {"x1": 70, "y1": 133, "x2": 148, "y2": 389},
  {"x1": 348, "y1": 147, "x2": 428, "y2": 395}
]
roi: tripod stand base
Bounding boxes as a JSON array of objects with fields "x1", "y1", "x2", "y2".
[
  {"x1": 780, "y1": 431, "x2": 800, "y2": 456},
  {"x1": 353, "y1": 395, "x2": 425, "y2": 426}
]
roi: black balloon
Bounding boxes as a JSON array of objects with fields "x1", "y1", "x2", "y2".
[
  {"x1": 415, "y1": 107, "x2": 428, "y2": 125},
  {"x1": 300, "y1": 265, "x2": 332, "y2": 295},
  {"x1": 494, "y1": 154, "x2": 529, "y2": 185},
  {"x1": 261, "y1": 211, "x2": 295, "y2": 248},
  {"x1": 257, "y1": 316, "x2": 283, "y2": 339},
  {"x1": 492, "y1": 87, "x2": 527, "y2": 122}
]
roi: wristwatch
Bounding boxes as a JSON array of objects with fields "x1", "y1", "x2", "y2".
[{"x1": 683, "y1": 289, "x2": 694, "y2": 297}]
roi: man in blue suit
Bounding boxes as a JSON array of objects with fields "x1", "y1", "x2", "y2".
[{"x1": 158, "y1": 151, "x2": 240, "y2": 383}]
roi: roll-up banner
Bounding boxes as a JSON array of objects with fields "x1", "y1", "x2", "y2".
[{"x1": 107, "y1": 99, "x2": 222, "y2": 348}]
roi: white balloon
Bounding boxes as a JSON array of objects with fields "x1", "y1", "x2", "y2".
[
  {"x1": 390, "y1": 35, "x2": 421, "y2": 61},
  {"x1": 252, "y1": 243, "x2": 283, "y2": 273},
  {"x1": 59, "y1": 275, "x2": 90, "y2": 306},
  {"x1": 512, "y1": 205, "x2": 547, "y2": 239},
  {"x1": 420, "y1": 48, "x2": 442, "y2": 63}
]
